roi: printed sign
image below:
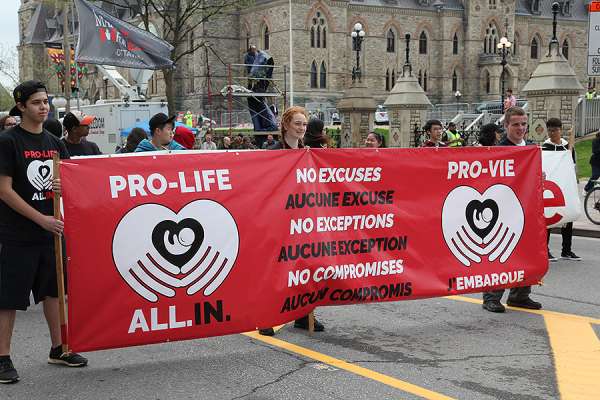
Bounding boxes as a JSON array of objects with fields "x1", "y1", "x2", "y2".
[{"x1": 61, "y1": 147, "x2": 548, "y2": 352}]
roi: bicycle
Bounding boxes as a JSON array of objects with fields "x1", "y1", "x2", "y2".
[{"x1": 584, "y1": 179, "x2": 600, "y2": 225}]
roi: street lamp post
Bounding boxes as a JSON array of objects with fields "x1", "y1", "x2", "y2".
[
  {"x1": 497, "y1": 37, "x2": 512, "y2": 114},
  {"x1": 351, "y1": 22, "x2": 365, "y2": 83},
  {"x1": 454, "y1": 90, "x2": 462, "y2": 114}
]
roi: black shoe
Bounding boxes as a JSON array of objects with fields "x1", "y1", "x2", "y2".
[
  {"x1": 0, "y1": 357, "x2": 19, "y2": 384},
  {"x1": 48, "y1": 346, "x2": 88, "y2": 367},
  {"x1": 548, "y1": 252, "x2": 558, "y2": 262},
  {"x1": 258, "y1": 328, "x2": 275, "y2": 336},
  {"x1": 482, "y1": 301, "x2": 506, "y2": 313},
  {"x1": 294, "y1": 316, "x2": 325, "y2": 331},
  {"x1": 561, "y1": 251, "x2": 582, "y2": 261},
  {"x1": 507, "y1": 297, "x2": 542, "y2": 310}
]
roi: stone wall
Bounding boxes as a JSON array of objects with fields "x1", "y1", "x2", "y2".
[{"x1": 17, "y1": 0, "x2": 590, "y2": 112}]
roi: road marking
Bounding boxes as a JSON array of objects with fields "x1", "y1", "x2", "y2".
[
  {"x1": 446, "y1": 295, "x2": 600, "y2": 325},
  {"x1": 243, "y1": 330, "x2": 455, "y2": 400},
  {"x1": 447, "y1": 295, "x2": 600, "y2": 399},
  {"x1": 544, "y1": 315, "x2": 600, "y2": 400}
]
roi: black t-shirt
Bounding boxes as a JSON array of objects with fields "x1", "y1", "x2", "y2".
[
  {"x1": 0, "y1": 126, "x2": 69, "y2": 245},
  {"x1": 61, "y1": 138, "x2": 101, "y2": 157}
]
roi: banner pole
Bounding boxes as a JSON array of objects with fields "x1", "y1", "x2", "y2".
[
  {"x1": 52, "y1": 153, "x2": 69, "y2": 353},
  {"x1": 308, "y1": 310, "x2": 315, "y2": 333}
]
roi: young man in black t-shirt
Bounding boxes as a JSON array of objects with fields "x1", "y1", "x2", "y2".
[
  {"x1": 61, "y1": 111, "x2": 101, "y2": 156},
  {"x1": 0, "y1": 81, "x2": 88, "y2": 384}
]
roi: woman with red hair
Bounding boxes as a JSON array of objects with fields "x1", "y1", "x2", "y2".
[{"x1": 258, "y1": 106, "x2": 326, "y2": 336}]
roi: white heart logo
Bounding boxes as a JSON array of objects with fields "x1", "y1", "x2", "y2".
[
  {"x1": 441, "y1": 184, "x2": 524, "y2": 267},
  {"x1": 27, "y1": 160, "x2": 53, "y2": 191},
  {"x1": 112, "y1": 200, "x2": 239, "y2": 302}
]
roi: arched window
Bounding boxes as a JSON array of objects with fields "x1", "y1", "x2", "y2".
[
  {"x1": 310, "y1": 61, "x2": 318, "y2": 88},
  {"x1": 562, "y1": 39, "x2": 569, "y2": 60},
  {"x1": 392, "y1": 70, "x2": 396, "y2": 86},
  {"x1": 311, "y1": 12, "x2": 327, "y2": 49},
  {"x1": 263, "y1": 25, "x2": 270, "y2": 50},
  {"x1": 245, "y1": 33, "x2": 250, "y2": 51},
  {"x1": 453, "y1": 32, "x2": 459, "y2": 55},
  {"x1": 489, "y1": 0, "x2": 496, "y2": 9},
  {"x1": 484, "y1": 24, "x2": 499, "y2": 54},
  {"x1": 387, "y1": 29, "x2": 395, "y2": 53},
  {"x1": 418, "y1": 70, "x2": 422, "y2": 87},
  {"x1": 513, "y1": 34, "x2": 519, "y2": 56},
  {"x1": 452, "y1": 70, "x2": 458, "y2": 92},
  {"x1": 423, "y1": 71, "x2": 428, "y2": 91},
  {"x1": 485, "y1": 71, "x2": 491, "y2": 94},
  {"x1": 419, "y1": 31, "x2": 428, "y2": 54},
  {"x1": 320, "y1": 61, "x2": 327, "y2": 88},
  {"x1": 386, "y1": 69, "x2": 391, "y2": 91},
  {"x1": 316, "y1": 26, "x2": 321, "y2": 48},
  {"x1": 530, "y1": 37, "x2": 539, "y2": 59}
]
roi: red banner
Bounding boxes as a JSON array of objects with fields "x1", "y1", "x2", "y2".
[{"x1": 61, "y1": 147, "x2": 547, "y2": 352}]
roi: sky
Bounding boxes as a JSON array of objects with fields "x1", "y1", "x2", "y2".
[{"x1": 0, "y1": 1, "x2": 21, "y2": 89}]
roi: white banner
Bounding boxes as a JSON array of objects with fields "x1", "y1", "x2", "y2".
[{"x1": 542, "y1": 151, "x2": 581, "y2": 228}]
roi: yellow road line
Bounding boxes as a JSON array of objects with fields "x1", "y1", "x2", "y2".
[
  {"x1": 544, "y1": 315, "x2": 600, "y2": 400},
  {"x1": 446, "y1": 295, "x2": 600, "y2": 325},
  {"x1": 243, "y1": 330, "x2": 455, "y2": 400}
]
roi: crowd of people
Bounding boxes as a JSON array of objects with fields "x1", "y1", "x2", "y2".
[{"x1": 0, "y1": 78, "x2": 593, "y2": 384}]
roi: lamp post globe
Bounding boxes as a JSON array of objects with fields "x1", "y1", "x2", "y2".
[
  {"x1": 351, "y1": 23, "x2": 366, "y2": 83},
  {"x1": 497, "y1": 37, "x2": 512, "y2": 114}
]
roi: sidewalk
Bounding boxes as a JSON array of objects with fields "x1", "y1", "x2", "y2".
[{"x1": 550, "y1": 182, "x2": 600, "y2": 238}]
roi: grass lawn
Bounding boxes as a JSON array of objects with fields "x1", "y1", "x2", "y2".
[{"x1": 575, "y1": 139, "x2": 592, "y2": 179}]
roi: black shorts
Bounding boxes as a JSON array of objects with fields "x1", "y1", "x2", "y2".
[{"x1": 0, "y1": 242, "x2": 60, "y2": 310}]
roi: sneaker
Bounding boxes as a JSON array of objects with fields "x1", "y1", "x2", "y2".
[
  {"x1": 548, "y1": 252, "x2": 558, "y2": 262},
  {"x1": 561, "y1": 251, "x2": 582, "y2": 261},
  {"x1": 507, "y1": 297, "x2": 542, "y2": 310},
  {"x1": 258, "y1": 328, "x2": 275, "y2": 336},
  {"x1": 48, "y1": 347, "x2": 88, "y2": 367},
  {"x1": 482, "y1": 301, "x2": 506, "y2": 313},
  {"x1": 0, "y1": 357, "x2": 19, "y2": 384},
  {"x1": 294, "y1": 316, "x2": 325, "y2": 331}
]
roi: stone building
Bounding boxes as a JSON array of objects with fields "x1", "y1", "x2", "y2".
[{"x1": 18, "y1": 0, "x2": 590, "y2": 114}]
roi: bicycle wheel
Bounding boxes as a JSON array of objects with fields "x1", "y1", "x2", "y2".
[{"x1": 584, "y1": 187, "x2": 600, "y2": 225}]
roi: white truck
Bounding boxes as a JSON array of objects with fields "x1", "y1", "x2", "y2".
[
  {"x1": 56, "y1": 65, "x2": 168, "y2": 153},
  {"x1": 58, "y1": 101, "x2": 168, "y2": 154}
]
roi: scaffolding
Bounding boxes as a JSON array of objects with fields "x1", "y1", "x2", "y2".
[{"x1": 219, "y1": 62, "x2": 287, "y2": 136}]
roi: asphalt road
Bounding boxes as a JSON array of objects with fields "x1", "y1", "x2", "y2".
[{"x1": 2, "y1": 235, "x2": 598, "y2": 400}]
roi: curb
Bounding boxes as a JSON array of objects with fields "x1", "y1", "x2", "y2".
[{"x1": 550, "y1": 227, "x2": 600, "y2": 239}]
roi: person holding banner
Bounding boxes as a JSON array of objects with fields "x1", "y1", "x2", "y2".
[
  {"x1": 0, "y1": 81, "x2": 88, "y2": 384},
  {"x1": 259, "y1": 106, "x2": 325, "y2": 336},
  {"x1": 482, "y1": 106, "x2": 542, "y2": 313},
  {"x1": 542, "y1": 119, "x2": 581, "y2": 261}
]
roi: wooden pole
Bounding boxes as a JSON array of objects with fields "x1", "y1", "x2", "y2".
[
  {"x1": 308, "y1": 310, "x2": 315, "y2": 333},
  {"x1": 52, "y1": 153, "x2": 69, "y2": 353}
]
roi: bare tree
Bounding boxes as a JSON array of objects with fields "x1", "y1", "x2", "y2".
[
  {"x1": 101, "y1": 0, "x2": 247, "y2": 115},
  {"x1": 0, "y1": 43, "x2": 20, "y2": 90}
]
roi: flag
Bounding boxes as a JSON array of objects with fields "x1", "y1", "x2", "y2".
[{"x1": 73, "y1": 0, "x2": 174, "y2": 70}]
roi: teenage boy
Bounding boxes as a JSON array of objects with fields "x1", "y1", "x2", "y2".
[
  {"x1": 0, "y1": 81, "x2": 88, "y2": 384},
  {"x1": 542, "y1": 118, "x2": 581, "y2": 261},
  {"x1": 481, "y1": 107, "x2": 543, "y2": 313},
  {"x1": 61, "y1": 111, "x2": 101, "y2": 156},
  {"x1": 135, "y1": 113, "x2": 185, "y2": 152}
]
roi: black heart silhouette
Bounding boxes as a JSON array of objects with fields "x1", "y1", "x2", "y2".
[
  {"x1": 465, "y1": 199, "x2": 499, "y2": 239},
  {"x1": 151, "y1": 218, "x2": 204, "y2": 268},
  {"x1": 39, "y1": 165, "x2": 51, "y2": 179}
]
